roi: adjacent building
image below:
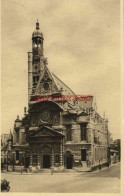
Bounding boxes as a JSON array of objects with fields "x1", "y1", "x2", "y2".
[{"x1": 1, "y1": 132, "x2": 12, "y2": 165}]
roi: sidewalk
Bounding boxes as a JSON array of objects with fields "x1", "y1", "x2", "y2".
[
  {"x1": 1, "y1": 162, "x2": 120, "y2": 176},
  {"x1": 91, "y1": 162, "x2": 120, "y2": 174}
]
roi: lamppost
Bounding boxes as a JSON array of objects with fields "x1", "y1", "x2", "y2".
[
  {"x1": 7, "y1": 151, "x2": 8, "y2": 172},
  {"x1": 106, "y1": 118, "x2": 110, "y2": 166},
  {"x1": 12, "y1": 150, "x2": 15, "y2": 171}
]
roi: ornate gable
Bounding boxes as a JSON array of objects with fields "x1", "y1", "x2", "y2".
[
  {"x1": 41, "y1": 69, "x2": 52, "y2": 83},
  {"x1": 34, "y1": 65, "x2": 59, "y2": 95}
]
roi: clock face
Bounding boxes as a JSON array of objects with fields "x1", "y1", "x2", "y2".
[{"x1": 40, "y1": 110, "x2": 51, "y2": 122}]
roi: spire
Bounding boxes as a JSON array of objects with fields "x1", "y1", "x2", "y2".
[
  {"x1": 24, "y1": 106, "x2": 27, "y2": 116},
  {"x1": 9, "y1": 129, "x2": 12, "y2": 140},
  {"x1": 36, "y1": 19, "x2": 39, "y2": 30}
]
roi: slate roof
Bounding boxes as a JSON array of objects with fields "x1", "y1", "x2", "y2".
[{"x1": 51, "y1": 73, "x2": 75, "y2": 96}]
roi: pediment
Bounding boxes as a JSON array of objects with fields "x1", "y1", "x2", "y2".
[{"x1": 29, "y1": 126, "x2": 64, "y2": 138}]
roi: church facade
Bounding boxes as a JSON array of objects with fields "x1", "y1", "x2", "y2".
[{"x1": 12, "y1": 21, "x2": 110, "y2": 172}]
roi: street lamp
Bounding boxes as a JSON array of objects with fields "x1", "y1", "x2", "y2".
[
  {"x1": 12, "y1": 150, "x2": 15, "y2": 171},
  {"x1": 7, "y1": 151, "x2": 8, "y2": 172}
]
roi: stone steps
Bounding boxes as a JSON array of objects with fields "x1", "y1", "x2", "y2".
[{"x1": 33, "y1": 169, "x2": 51, "y2": 173}]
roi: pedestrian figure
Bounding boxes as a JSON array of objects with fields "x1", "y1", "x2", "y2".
[
  {"x1": 51, "y1": 167, "x2": 53, "y2": 175},
  {"x1": 106, "y1": 161, "x2": 109, "y2": 168},
  {"x1": 21, "y1": 163, "x2": 23, "y2": 174},
  {"x1": 99, "y1": 160, "x2": 101, "y2": 170},
  {"x1": 107, "y1": 158, "x2": 110, "y2": 168}
]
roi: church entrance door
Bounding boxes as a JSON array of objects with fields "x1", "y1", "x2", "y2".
[
  {"x1": 25, "y1": 157, "x2": 30, "y2": 168},
  {"x1": 66, "y1": 156, "x2": 73, "y2": 169},
  {"x1": 81, "y1": 149, "x2": 86, "y2": 161},
  {"x1": 66, "y1": 151, "x2": 73, "y2": 169},
  {"x1": 43, "y1": 155, "x2": 50, "y2": 168}
]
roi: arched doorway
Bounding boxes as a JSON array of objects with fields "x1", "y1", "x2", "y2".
[
  {"x1": 43, "y1": 155, "x2": 50, "y2": 168},
  {"x1": 66, "y1": 151, "x2": 73, "y2": 169},
  {"x1": 25, "y1": 157, "x2": 30, "y2": 168},
  {"x1": 41, "y1": 145, "x2": 52, "y2": 169}
]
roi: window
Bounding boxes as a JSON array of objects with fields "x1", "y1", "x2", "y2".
[
  {"x1": 33, "y1": 76, "x2": 36, "y2": 83},
  {"x1": 16, "y1": 150, "x2": 19, "y2": 161},
  {"x1": 16, "y1": 131, "x2": 19, "y2": 143},
  {"x1": 37, "y1": 76, "x2": 39, "y2": 81},
  {"x1": 4, "y1": 158, "x2": 6, "y2": 163},
  {"x1": 80, "y1": 123, "x2": 87, "y2": 141},
  {"x1": 81, "y1": 149, "x2": 86, "y2": 161},
  {"x1": 67, "y1": 126, "x2": 72, "y2": 141}
]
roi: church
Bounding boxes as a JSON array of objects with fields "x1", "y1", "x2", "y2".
[{"x1": 11, "y1": 21, "x2": 110, "y2": 172}]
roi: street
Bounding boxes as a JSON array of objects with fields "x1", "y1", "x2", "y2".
[{"x1": 1, "y1": 163, "x2": 120, "y2": 193}]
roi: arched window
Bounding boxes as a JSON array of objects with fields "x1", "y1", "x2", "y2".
[
  {"x1": 16, "y1": 130, "x2": 19, "y2": 143},
  {"x1": 37, "y1": 76, "x2": 39, "y2": 81},
  {"x1": 33, "y1": 76, "x2": 35, "y2": 83},
  {"x1": 16, "y1": 150, "x2": 19, "y2": 161},
  {"x1": 67, "y1": 126, "x2": 72, "y2": 141}
]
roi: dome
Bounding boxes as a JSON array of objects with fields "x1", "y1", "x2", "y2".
[
  {"x1": 32, "y1": 20, "x2": 43, "y2": 38},
  {"x1": 15, "y1": 115, "x2": 22, "y2": 122},
  {"x1": 32, "y1": 30, "x2": 43, "y2": 38}
]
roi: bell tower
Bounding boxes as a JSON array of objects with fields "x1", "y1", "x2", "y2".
[
  {"x1": 28, "y1": 20, "x2": 49, "y2": 103},
  {"x1": 32, "y1": 20, "x2": 44, "y2": 91},
  {"x1": 32, "y1": 20, "x2": 44, "y2": 57}
]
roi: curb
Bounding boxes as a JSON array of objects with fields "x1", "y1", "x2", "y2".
[
  {"x1": 91, "y1": 162, "x2": 120, "y2": 174},
  {"x1": 1, "y1": 162, "x2": 120, "y2": 176},
  {"x1": 2, "y1": 172, "x2": 78, "y2": 176}
]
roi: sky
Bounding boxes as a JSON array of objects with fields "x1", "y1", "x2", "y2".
[{"x1": 1, "y1": 0, "x2": 120, "y2": 139}]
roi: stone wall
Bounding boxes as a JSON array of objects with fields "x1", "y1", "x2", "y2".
[{"x1": 64, "y1": 144, "x2": 92, "y2": 166}]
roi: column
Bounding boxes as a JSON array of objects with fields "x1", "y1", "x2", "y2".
[
  {"x1": 60, "y1": 111, "x2": 63, "y2": 125},
  {"x1": 28, "y1": 52, "x2": 32, "y2": 103},
  {"x1": 37, "y1": 153, "x2": 40, "y2": 169},
  {"x1": 51, "y1": 149, "x2": 54, "y2": 167},
  {"x1": 29, "y1": 153, "x2": 32, "y2": 166}
]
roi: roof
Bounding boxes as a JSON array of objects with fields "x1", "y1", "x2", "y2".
[
  {"x1": 34, "y1": 64, "x2": 75, "y2": 97},
  {"x1": 51, "y1": 73, "x2": 75, "y2": 96},
  {"x1": 78, "y1": 96, "x2": 93, "y2": 109},
  {"x1": 32, "y1": 21, "x2": 43, "y2": 38}
]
